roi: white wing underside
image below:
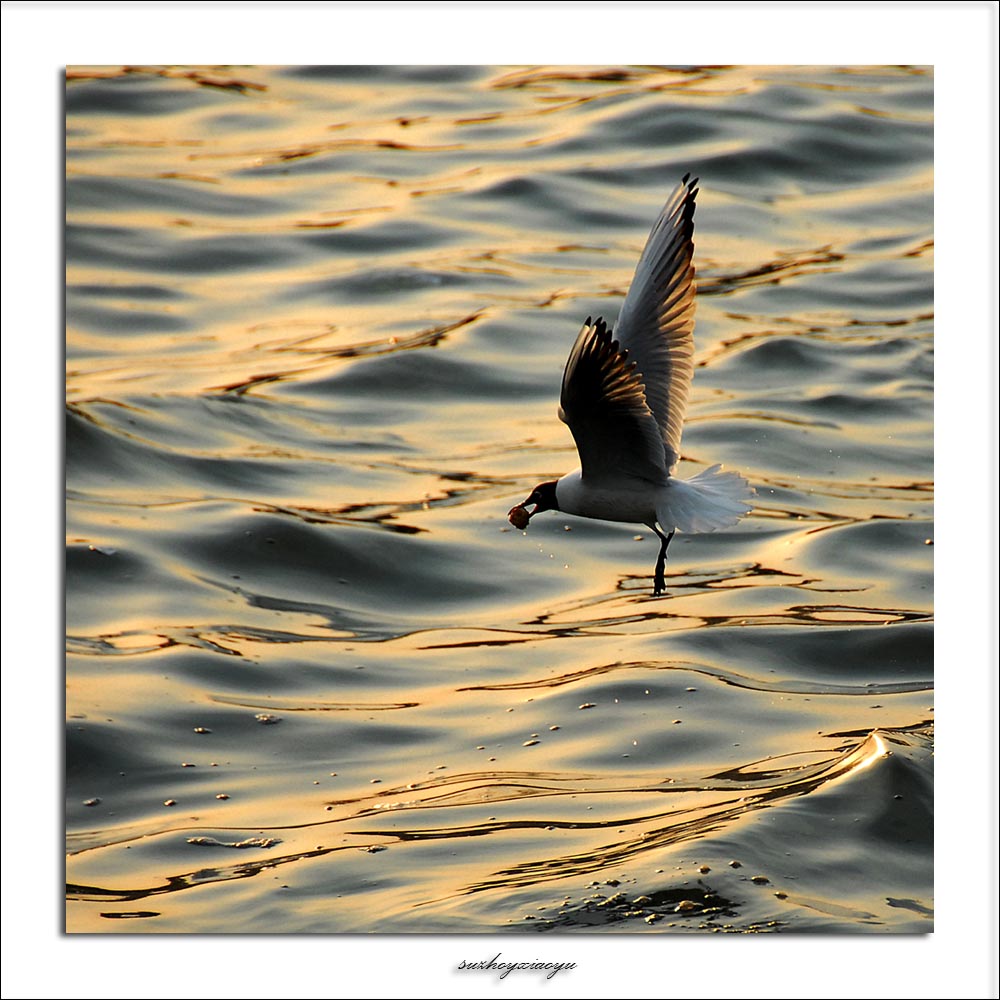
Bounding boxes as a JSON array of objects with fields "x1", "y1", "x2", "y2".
[
  {"x1": 558, "y1": 317, "x2": 667, "y2": 484},
  {"x1": 558, "y1": 177, "x2": 698, "y2": 485},
  {"x1": 614, "y1": 176, "x2": 698, "y2": 473}
]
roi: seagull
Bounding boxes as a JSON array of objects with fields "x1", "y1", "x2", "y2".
[{"x1": 508, "y1": 175, "x2": 753, "y2": 596}]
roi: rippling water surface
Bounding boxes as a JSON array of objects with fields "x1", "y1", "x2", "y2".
[{"x1": 65, "y1": 64, "x2": 933, "y2": 935}]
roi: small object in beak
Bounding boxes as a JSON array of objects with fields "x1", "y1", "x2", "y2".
[{"x1": 508, "y1": 504, "x2": 531, "y2": 529}]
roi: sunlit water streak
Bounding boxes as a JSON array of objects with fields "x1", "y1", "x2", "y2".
[{"x1": 66, "y1": 64, "x2": 932, "y2": 933}]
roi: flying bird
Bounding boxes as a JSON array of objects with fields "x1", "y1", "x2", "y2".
[{"x1": 508, "y1": 175, "x2": 752, "y2": 595}]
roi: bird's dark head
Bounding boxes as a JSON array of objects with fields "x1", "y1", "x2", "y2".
[{"x1": 508, "y1": 480, "x2": 559, "y2": 528}]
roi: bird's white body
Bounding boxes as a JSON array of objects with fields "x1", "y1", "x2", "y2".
[
  {"x1": 555, "y1": 463, "x2": 752, "y2": 535},
  {"x1": 511, "y1": 176, "x2": 753, "y2": 594},
  {"x1": 555, "y1": 468, "x2": 657, "y2": 526}
]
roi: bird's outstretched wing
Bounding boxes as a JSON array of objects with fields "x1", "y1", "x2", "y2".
[
  {"x1": 613, "y1": 175, "x2": 698, "y2": 472},
  {"x1": 558, "y1": 317, "x2": 667, "y2": 484}
]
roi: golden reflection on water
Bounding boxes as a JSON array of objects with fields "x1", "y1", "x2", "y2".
[
  {"x1": 67, "y1": 728, "x2": 901, "y2": 932},
  {"x1": 66, "y1": 64, "x2": 933, "y2": 934}
]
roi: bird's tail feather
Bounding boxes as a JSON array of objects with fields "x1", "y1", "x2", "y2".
[{"x1": 658, "y1": 464, "x2": 754, "y2": 533}]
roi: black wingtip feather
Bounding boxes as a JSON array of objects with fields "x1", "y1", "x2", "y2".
[{"x1": 681, "y1": 174, "x2": 700, "y2": 209}]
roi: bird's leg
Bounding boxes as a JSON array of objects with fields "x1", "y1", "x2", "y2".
[{"x1": 652, "y1": 527, "x2": 675, "y2": 596}]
